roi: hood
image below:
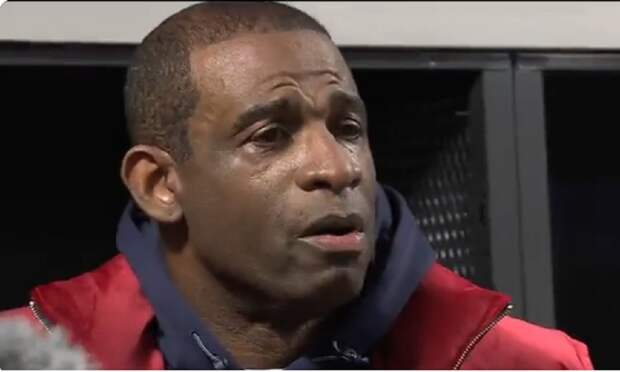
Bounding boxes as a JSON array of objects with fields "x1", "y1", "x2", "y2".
[{"x1": 116, "y1": 184, "x2": 435, "y2": 369}]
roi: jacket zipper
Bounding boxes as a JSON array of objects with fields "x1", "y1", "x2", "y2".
[
  {"x1": 29, "y1": 300, "x2": 53, "y2": 334},
  {"x1": 452, "y1": 303, "x2": 513, "y2": 370}
]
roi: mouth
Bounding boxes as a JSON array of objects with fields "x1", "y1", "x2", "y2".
[{"x1": 298, "y1": 214, "x2": 365, "y2": 253}]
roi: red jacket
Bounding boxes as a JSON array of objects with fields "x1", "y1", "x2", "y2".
[{"x1": 2, "y1": 254, "x2": 593, "y2": 369}]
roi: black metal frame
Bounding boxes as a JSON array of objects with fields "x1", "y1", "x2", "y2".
[
  {"x1": 512, "y1": 51, "x2": 620, "y2": 328},
  {"x1": 341, "y1": 48, "x2": 509, "y2": 70},
  {"x1": 513, "y1": 68, "x2": 555, "y2": 327},
  {"x1": 518, "y1": 52, "x2": 620, "y2": 71},
  {"x1": 477, "y1": 70, "x2": 525, "y2": 319}
]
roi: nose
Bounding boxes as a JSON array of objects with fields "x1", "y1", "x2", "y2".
[{"x1": 295, "y1": 124, "x2": 362, "y2": 194}]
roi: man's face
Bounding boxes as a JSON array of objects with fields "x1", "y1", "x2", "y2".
[{"x1": 177, "y1": 30, "x2": 376, "y2": 315}]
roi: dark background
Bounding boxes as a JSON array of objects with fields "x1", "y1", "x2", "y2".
[{"x1": 545, "y1": 71, "x2": 620, "y2": 368}]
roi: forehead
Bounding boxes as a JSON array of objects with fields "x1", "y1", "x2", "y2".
[{"x1": 190, "y1": 30, "x2": 356, "y2": 100}]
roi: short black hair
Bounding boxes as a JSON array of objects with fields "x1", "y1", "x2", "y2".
[{"x1": 124, "y1": 1, "x2": 331, "y2": 161}]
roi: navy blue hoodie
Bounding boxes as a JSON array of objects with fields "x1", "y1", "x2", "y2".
[{"x1": 116, "y1": 184, "x2": 435, "y2": 369}]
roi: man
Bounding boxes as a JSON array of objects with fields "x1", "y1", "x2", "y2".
[{"x1": 2, "y1": 2, "x2": 593, "y2": 369}]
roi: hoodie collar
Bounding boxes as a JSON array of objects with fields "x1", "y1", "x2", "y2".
[
  {"x1": 116, "y1": 206, "x2": 233, "y2": 369},
  {"x1": 116, "y1": 184, "x2": 435, "y2": 369}
]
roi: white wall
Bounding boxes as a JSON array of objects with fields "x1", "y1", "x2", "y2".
[{"x1": 1, "y1": 1, "x2": 620, "y2": 49}]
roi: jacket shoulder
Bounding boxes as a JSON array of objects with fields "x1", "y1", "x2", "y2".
[
  {"x1": 24, "y1": 255, "x2": 164, "y2": 369},
  {"x1": 372, "y1": 263, "x2": 512, "y2": 369},
  {"x1": 461, "y1": 316, "x2": 594, "y2": 370}
]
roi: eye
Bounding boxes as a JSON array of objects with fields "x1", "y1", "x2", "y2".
[
  {"x1": 249, "y1": 124, "x2": 290, "y2": 147},
  {"x1": 338, "y1": 118, "x2": 363, "y2": 140}
]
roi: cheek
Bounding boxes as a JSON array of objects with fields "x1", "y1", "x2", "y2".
[
  {"x1": 359, "y1": 144, "x2": 378, "y2": 228},
  {"x1": 181, "y1": 152, "x2": 296, "y2": 243},
  {"x1": 352, "y1": 143, "x2": 377, "y2": 205},
  {"x1": 246, "y1": 166, "x2": 305, "y2": 249},
  {"x1": 361, "y1": 140, "x2": 377, "y2": 179}
]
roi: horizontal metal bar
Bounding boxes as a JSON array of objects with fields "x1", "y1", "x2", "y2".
[
  {"x1": 341, "y1": 48, "x2": 511, "y2": 70},
  {"x1": 0, "y1": 41, "x2": 511, "y2": 70},
  {"x1": 517, "y1": 52, "x2": 620, "y2": 71}
]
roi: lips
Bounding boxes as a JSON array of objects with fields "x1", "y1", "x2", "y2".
[{"x1": 298, "y1": 214, "x2": 365, "y2": 253}]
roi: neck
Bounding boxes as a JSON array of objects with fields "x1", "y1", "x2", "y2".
[{"x1": 162, "y1": 239, "x2": 325, "y2": 369}]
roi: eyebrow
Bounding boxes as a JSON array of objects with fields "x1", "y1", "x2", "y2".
[
  {"x1": 327, "y1": 90, "x2": 367, "y2": 121},
  {"x1": 231, "y1": 91, "x2": 367, "y2": 135},
  {"x1": 232, "y1": 97, "x2": 293, "y2": 135}
]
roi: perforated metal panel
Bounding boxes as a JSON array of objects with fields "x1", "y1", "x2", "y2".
[{"x1": 370, "y1": 94, "x2": 493, "y2": 289}]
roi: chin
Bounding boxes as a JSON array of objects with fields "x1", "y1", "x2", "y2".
[{"x1": 283, "y1": 265, "x2": 367, "y2": 316}]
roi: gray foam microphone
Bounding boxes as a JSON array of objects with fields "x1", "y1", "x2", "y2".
[{"x1": 0, "y1": 318, "x2": 96, "y2": 370}]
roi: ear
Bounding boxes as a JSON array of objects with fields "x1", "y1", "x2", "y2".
[{"x1": 121, "y1": 145, "x2": 183, "y2": 223}]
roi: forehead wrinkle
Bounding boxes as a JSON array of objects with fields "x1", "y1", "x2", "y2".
[
  {"x1": 280, "y1": 86, "x2": 365, "y2": 121},
  {"x1": 262, "y1": 75, "x2": 350, "y2": 118}
]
